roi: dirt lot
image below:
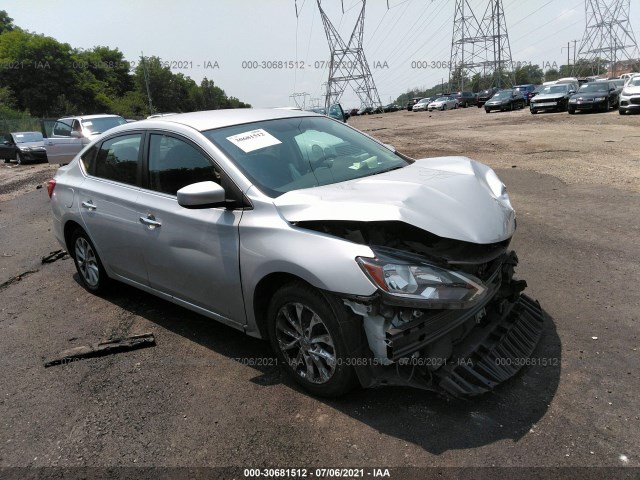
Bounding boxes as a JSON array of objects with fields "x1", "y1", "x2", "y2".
[{"x1": 1, "y1": 108, "x2": 639, "y2": 479}]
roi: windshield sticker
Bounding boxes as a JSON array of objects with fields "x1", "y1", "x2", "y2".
[
  {"x1": 83, "y1": 121, "x2": 93, "y2": 126},
  {"x1": 226, "y1": 129, "x2": 281, "y2": 153},
  {"x1": 15, "y1": 134, "x2": 24, "y2": 138}
]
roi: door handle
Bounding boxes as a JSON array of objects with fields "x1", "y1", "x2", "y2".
[
  {"x1": 81, "y1": 201, "x2": 96, "y2": 211},
  {"x1": 139, "y1": 215, "x2": 162, "y2": 228}
]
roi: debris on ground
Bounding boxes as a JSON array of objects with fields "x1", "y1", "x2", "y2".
[
  {"x1": 0, "y1": 270, "x2": 39, "y2": 291},
  {"x1": 41, "y1": 249, "x2": 68, "y2": 264},
  {"x1": 44, "y1": 333, "x2": 156, "y2": 367}
]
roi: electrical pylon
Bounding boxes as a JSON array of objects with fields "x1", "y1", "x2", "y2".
[
  {"x1": 577, "y1": 0, "x2": 639, "y2": 76},
  {"x1": 316, "y1": 0, "x2": 382, "y2": 110},
  {"x1": 449, "y1": 0, "x2": 514, "y2": 90}
]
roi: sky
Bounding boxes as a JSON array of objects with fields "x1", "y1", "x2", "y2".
[{"x1": 3, "y1": 0, "x2": 639, "y2": 108}]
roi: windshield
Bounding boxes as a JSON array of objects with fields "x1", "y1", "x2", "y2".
[
  {"x1": 514, "y1": 86, "x2": 530, "y2": 92},
  {"x1": 83, "y1": 117, "x2": 126, "y2": 135},
  {"x1": 434, "y1": 97, "x2": 449, "y2": 102},
  {"x1": 628, "y1": 77, "x2": 640, "y2": 87},
  {"x1": 12, "y1": 132, "x2": 43, "y2": 143},
  {"x1": 416, "y1": 98, "x2": 429, "y2": 104},
  {"x1": 578, "y1": 83, "x2": 608, "y2": 93},
  {"x1": 492, "y1": 91, "x2": 512, "y2": 99},
  {"x1": 540, "y1": 85, "x2": 569, "y2": 95},
  {"x1": 203, "y1": 116, "x2": 409, "y2": 198}
]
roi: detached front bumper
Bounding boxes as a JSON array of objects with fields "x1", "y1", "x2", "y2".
[{"x1": 343, "y1": 252, "x2": 545, "y2": 397}]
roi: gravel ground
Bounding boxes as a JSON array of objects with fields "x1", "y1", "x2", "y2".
[{"x1": 0, "y1": 108, "x2": 639, "y2": 479}]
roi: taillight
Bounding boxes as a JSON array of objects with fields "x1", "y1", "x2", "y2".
[{"x1": 46, "y1": 179, "x2": 56, "y2": 198}]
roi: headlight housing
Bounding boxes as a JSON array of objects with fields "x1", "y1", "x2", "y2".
[{"x1": 357, "y1": 255, "x2": 487, "y2": 309}]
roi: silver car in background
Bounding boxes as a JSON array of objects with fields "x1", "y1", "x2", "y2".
[{"x1": 48, "y1": 109, "x2": 544, "y2": 397}]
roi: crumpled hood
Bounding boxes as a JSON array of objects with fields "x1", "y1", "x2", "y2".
[{"x1": 274, "y1": 157, "x2": 516, "y2": 244}]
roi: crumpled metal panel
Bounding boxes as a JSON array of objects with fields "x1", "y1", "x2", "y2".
[{"x1": 274, "y1": 156, "x2": 516, "y2": 245}]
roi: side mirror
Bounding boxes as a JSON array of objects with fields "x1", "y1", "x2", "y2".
[
  {"x1": 569, "y1": 90, "x2": 576, "y2": 94},
  {"x1": 70, "y1": 131, "x2": 82, "y2": 138},
  {"x1": 2, "y1": 140, "x2": 10, "y2": 145},
  {"x1": 328, "y1": 103, "x2": 346, "y2": 122},
  {"x1": 177, "y1": 181, "x2": 226, "y2": 209}
]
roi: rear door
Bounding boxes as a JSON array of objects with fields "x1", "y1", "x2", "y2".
[
  {"x1": 77, "y1": 132, "x2": 149, "y2": 285},
  {"x1": 135, "y1": 132, "x2": 245, "y2": 327}
]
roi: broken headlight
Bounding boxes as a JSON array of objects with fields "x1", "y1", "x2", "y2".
[{"x1": 357, "y1": 255, "x2": 487, "y2": 308}]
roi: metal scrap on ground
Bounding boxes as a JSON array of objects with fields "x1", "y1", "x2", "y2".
[
  {"x1": 44, "y1": 333, "x2": 156, "y2": 367},
  {"x1": 41, "y1": 249, "x2": 68, "y2": 264}
]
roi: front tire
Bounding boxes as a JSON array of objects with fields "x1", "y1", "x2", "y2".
[
  {"x1": 568, "y1": 107, "x2": 576, "y2": 115},
  {"x1": 16, "y1": 152, "x2": 23, "y2": 165},
  {"x1": 71, "y1": 228, "x2": 109, "y2": 293},
  {"x1": 267, "y1": 282, "x2": 358, "y2": 397}
]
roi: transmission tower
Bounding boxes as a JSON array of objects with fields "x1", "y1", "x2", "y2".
[
  {"x1": 577, "y1": 0, "x2": 639, "y2": 76},
  {"x1": 449, "y1": 0, "x2": 514, "y2": 90},
  {"x1": 316, "y1": 0, "x2": 382, "y2": 110}
]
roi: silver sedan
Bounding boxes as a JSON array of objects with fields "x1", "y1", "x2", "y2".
[{"x1": 48, "y1": 109, "x2": 544, "y2": 397}]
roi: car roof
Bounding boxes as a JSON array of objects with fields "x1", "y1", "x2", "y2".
[
  {"x1": 143, "y1": 108, "x2": 319, "y2": 131},
  {"x1": 58, "y1": 114, "x2": 124, "y2": 121}
]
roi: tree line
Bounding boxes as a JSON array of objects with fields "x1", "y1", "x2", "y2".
[{"x1": 0, "y1": 10, "x2": 250, "y2": 121}]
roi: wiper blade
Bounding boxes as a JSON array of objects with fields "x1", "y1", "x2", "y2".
[{"x1": 372, "y1": 165, "x2": 404, "y2": 175}]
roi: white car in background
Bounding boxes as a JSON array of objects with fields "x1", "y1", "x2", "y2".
[
  {"x1": 619, "y1": 74, "x2": 640, "y2": 115},
  {"x1": 411, "y1": 98, "x2": 430, "y2": 112},
  {"x1": 428, "y1": 96, "x2": 458, "y2": 111},
  {"x1": 42, "y1": 114, "x2": 127, "y2": 165}
]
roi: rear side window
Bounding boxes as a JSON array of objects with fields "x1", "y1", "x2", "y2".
[
  {"x1": 93, "y1": 134, "x2": 142, "y2": 185},
  {"x1": 147, "y1": 134, "x2": 220, "y2": 195}
]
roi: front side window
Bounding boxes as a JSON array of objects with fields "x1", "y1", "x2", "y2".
[
  {"x1": 93, "y1": 134, "x2": 141, "y2": 185},
  {"x1": 147, "y1": 134, "x2": 220, "y2": 195},
  {"x1": 52, "y1": 120, "x2": 72, "y2": 137},
  {"x1": 203, "y1": 116, "x2": 409, "y2": 198}
]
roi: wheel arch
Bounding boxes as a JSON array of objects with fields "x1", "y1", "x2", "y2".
[
  {"x1": 63, "y1": 220, "x2": 85, "y2": 257},
  {"x1": 252, "y1": 272, "x2": 312, "y2": 341}
]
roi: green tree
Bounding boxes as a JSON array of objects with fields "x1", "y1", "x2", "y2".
[
  {"x1": 0, "y1": 10, "x2": 15, "y2": 35},
  {"x1": 514, "y1": 64, "x2": 544, "y2": 85},
  {"x1": 0, "y1": 29, "x2": 78, "y2": 116}
]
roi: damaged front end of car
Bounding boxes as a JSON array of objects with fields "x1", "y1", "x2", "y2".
[{"x1": 298, "y1": 220, "x2": 545, "y2": 397}]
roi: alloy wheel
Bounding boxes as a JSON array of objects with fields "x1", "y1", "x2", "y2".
[
  {"x1": 275, "y1": 302, "x2": 337, "y2": 385},
  {"x1": 74, "y1": 237, "x2": 100, "y2": 288}
]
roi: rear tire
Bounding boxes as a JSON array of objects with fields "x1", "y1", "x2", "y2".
[
  {"x1": 267, "y1": 282, "x2": 358, "y2": 397},
  {"x1": 70, "y1": 228, "x2": 110, "y2": 293}
]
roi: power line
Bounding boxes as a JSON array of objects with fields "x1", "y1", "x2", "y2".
[
  {"x1": 317, "y1": 0, "x2": 382, "y2": 109},
  {"x1": 576, "y1": 0, "x2": 639, "y2": 76}
]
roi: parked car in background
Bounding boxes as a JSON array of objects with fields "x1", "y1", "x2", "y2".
[
  {"x1": 428, "y1": 96, "x2": 458, "y2": 111},
  {"x1": 477, "y1": 87, "x2": 500, "y2": 107},
  {"x1": 619, "y1": 74, "x2": 640, "y2": 115},
  {"x1": 383, "y1": 103, "x2": 400, "y2": 112},
  {"x1": 47, "y1": 108, "x2": 544, "y2": 397},
  {"x1": 42, "y1": 114, "x2": 127, "y2": 165},
  {"x1": 568, "y1": 81, "x2": 619, "y2": 114},
  {"x1": 411, "y1": 98, "x2": 431, "y2": 112},
  {"x1": 484, "y1": 90, "x2": 526, "y2": 113},
  {"x1": 0, "y1": 131, "x2": 48, "y2": 165},
  {"x1": 348, "y1": 108, "x2": 359, "y2": 117},
  {"x1": 358, "y1": 106, "x2": 374, "y2": 115},
  {"x1": 406, "y1": 97, "x2": 423, "y2": 111},
  {"x1": 513, "y1": 84, "x2": 536, "y2": 105},
  {"x1": 451, "y1": 91, "x2": 478, "y2": 108},
  {"x1": 530, "y1": 83, "x2": 576, "y2": 114}
]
